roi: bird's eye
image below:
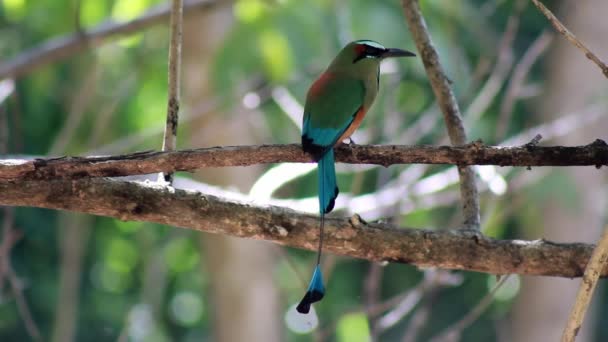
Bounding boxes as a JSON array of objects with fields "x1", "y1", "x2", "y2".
[
  {"x1": 365, "y1": 46, "x2": 383, "y2": 57},
  {"x1": 353, "y1": 43, "x2": 384, "y2": 63}
]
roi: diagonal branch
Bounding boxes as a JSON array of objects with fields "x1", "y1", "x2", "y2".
[
  {"x1": 561, "y1": 227, "x2": 608, "y2": 342},
  {"x1": 0, "y1": 177, "x2": 604, "y2": 278},
  {"x1": 531, "y1": 0, "x2": 608, "y2": 79},
  {"x1": 402, "y1": 0, "x2": 480, "y2": 228},
  {"x1": 0, "y1": 0, "x2": 219, "y2": 80},
  {"x1": 1, "y1": 141, "x2": 607, "y2": 181},
  {"x1": 0, "y1": 210, "x2": 41, "y2": 340}
]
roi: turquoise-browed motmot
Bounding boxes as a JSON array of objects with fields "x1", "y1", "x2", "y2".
[{"x1": 297, "y1": 40, "x2": 416, "y2": 314}]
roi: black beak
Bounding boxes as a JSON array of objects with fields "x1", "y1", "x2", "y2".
[{"x1": 382, "y1": 48, "x2": 416, "y2": 58}]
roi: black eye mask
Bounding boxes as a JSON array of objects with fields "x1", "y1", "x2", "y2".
[{"x1": 353, "y1": 45, "x2": 385, "y2": 63}]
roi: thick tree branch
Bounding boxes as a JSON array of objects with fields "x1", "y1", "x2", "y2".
[
  {"x1": 1, "y1": 141, "x2": 607, "y2": 181},
  {"x1": 0, "y1": 177, "x2": 603, "y2": 278},
  {"x1": 0, "y1": 0, "x2": 219, "y2": 80},
  {"x1": 402, "y1": 0, "x2": 481, "y2": 228}
]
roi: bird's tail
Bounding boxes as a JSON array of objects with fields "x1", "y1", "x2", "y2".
[
  {"x1": 318, "y1": 149, "x2": 338, "y2": 216},
  {"x1": 296, "y1": 150, "x2": 338, "y2": 314}
]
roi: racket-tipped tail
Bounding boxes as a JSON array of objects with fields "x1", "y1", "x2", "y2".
[{"x1": 296, "y1": 265, "x2": 325, "y2": 314}]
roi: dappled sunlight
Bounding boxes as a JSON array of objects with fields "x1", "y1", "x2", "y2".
[
  {"x1": 478, "y1": 165, "x2": 507, "y2": 195},
  {"x1": 411, "y1": 166, "x2": 459, "y2": 196},
  {"x1": 0, "y1": 79, "x2": 15, "y2": 104},
  {"x1": 271, "y1": 86, "x2": 303, "y2": 130},
  {"x1": 503, "y1": 103, "x2": 607, "y2": 146},
  {"x1": 249, "y1": 163, "x2": 316, "y2": 200}
]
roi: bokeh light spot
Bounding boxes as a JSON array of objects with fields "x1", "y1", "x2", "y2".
[
  {"x1": 285, "y1": 303, "x2": 318, "y2": 334},
  {"x1": 234, "y1": 0, "x2": 265, "y2": 23},
  {"x1": 105, "y1": 238, "x2": 139, "y2": 273},
  {"x1": 91, "y1": 262, "x2": 133, "y2": 293},
  {"x1": 3, "y1": 0, "x2": 25, "y2": 21},
  {"x1": 170, "y1": 291, "x2": 204, "y2": 326},
  {"x1": 258, "y1": 30, "x2": 293, "y2": 82},
  {"x1": 164, "y1": 237, "x2": 199, "y2": 273},
  {"x1": 488, "y1": 275, "x2": 520, "y2": 302},
  {"x1": 337, "y1": 312, "x2": 370, "y2": 342}
]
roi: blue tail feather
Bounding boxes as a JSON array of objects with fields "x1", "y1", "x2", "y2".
[
  {"x1": 296, "y1": 265, "x2": 325, "y2": 314},
  {"x1": 318, "y1": 149, "x2": 339, "y2": 214},
  {"x1": 296, "y1": 149, "x2": 337, "y2": 314}
]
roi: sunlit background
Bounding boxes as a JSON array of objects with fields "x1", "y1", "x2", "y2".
[{"x1": 1, "y1": 0, "x2": 608, "y2": 341}]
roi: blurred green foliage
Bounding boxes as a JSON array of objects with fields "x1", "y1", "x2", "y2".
[{"x1": 0, "y1": 0, "x2": 595, "y2": 341}]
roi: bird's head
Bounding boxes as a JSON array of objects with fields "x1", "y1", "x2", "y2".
[{"x1": 328, "y1": 40, "x2": 416, "y2": 72}]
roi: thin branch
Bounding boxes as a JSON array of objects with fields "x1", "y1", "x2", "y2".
[
  {"x1": 2, "y1": 140, "x2": 608, "y2": 181},
  {"x1": 160, "y1": 0, "x2": 184, "y2": 184},
  {"x1": 320, "y1": 270, "x2": 461, "y2": 340},
  {"x1": 0, "y1": 211, "x2": 17, "y2": 292},
  {"x1": 402, "y1": 290, "x2": 436, "y2": 342},
  {"x1": 430, "y1": 275, "x2": 511, "y2": 342},
  {"x1": 464, "y1": 5, "x2": 519, "y2": 125},
  {"x1": 561, "y1": 227, "x2": 608, "y2": 342},
  {"x1": 497, "y1": 30, "x2": 553, "y2": 139},
  {"x1": 364, "y1": 263, "x2": 383, "y2": 340},
  {"x1": 0, "y1": 0, "x2": 219, "y2": 80},
  {"x1": 377, "y1": 270, "x2": 463, "y2": 332},
  {"x1": 6, "y1": 266, "x2": 41, "y2": 341},
  {"x1": 0, "y1": 210, "x2": 41, "y2": 341},
  {"x1": 0, "y1": 177, "x2": 605, "y2": 278},
  {"x1": 531, "y1": 0, "x2": 608, "y2": 79},
  {"x1": 502, "y1": 104, "x2": 606, "y2": 146},
  {"x1": 49, "y1": 63, "x2": 100, "y2": 155},
  {"x1": 401, "y1": 0, "x2": 481, "y2": 228}
]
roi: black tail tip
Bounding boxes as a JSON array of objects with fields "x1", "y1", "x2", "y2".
[
  {"x1": 296, "y1": 301, "x2": 311, "y2": 314},
  {"x1": 323, "y1": 186, "x2": 339, "y2": 214},
  {"x1": 296, "y1": 290, "x2": 325, "y2": 314}
]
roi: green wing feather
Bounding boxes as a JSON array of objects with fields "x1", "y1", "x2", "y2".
[{"x1": 302, "y1": 75, "x2": 366, "y2": 149}]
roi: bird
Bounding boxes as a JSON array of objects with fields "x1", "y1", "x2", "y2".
[{"x1": 296, "y1": 40, "x2": 416, "y2": 314}]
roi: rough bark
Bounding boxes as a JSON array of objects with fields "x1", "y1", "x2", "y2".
[
  {"x1": 2, "y1": 141, "x2": 607, "y2": 181},
  {"x1": 0, "y1": 177, "x2": 604, "y2": 279}
]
